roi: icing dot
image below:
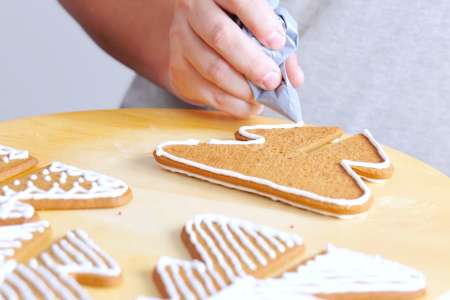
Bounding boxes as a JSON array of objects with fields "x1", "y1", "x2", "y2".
[
  {"x1": 42, "y1": 169, "x2": 50, "y2": 175},
  {"x1": 59, "y1": 177, "x2": 67, "y2": 184},
  {"x1": 44, "y1": 176, "x2": 52, "y2": 182},
  {"x1": 2, "y1": 156, "x2": 9, "y2": 163},
  {"x1": 13, "y1": 180, "x2": 21, "y2": 186},
  {"x1": 30, "y1": 174, "x2": 38, "y2": 180},
  {"x1": 78, "y1": 178, "x2": 85, "y2": 183}
]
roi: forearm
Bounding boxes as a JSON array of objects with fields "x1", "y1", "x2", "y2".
[{"x1": 59, "y1": 0, "x2": 174, "y2": 88}]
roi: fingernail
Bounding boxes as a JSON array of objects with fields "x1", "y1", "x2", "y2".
[
  {"x1": 267, "y1": 28, "x2": 285, "y2": 49},
  {"x1": 263, "y1": 71, "x2": 281, "y2": 90}
]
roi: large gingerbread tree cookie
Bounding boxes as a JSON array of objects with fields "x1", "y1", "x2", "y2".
[{"x1": 154, "y1": 124, "x2": 393, "y2": 218}]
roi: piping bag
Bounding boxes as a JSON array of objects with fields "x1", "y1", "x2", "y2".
[{"x1": 233, "y1": 0, "x2": 302, "y2": 122}]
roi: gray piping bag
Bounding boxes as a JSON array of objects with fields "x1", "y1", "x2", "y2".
[{"x1": 234, "y1": 0, "x2": 302, "y2": 122}]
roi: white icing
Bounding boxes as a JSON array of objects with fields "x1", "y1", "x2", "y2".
[
  {"x1": 155, "y1": 124, "x2": 391, "y2": 212},
  {"x1": 185, "y1": 214, "x2": 303, "y2": 283},
  {"x1": 280, "y1": 244, "x2": 426, "y2": 294},
  {"x1": 0, "y1": 197, "x2": 34, "y2": 220},
  {"x1": 39, "y1": 229, "x2": 121, "y2": 278},
  {"x1": 1, "y1": 161, "x2": 129, "y2": 201},
  {"x1": 0, "y1": 221, "x2": 49, "y2": 262},
  {"x1": 209, "y1": 276, "x2": 318, "y2": 300},
  {"x1": 0, "y1": 145, "x2": 29, "y2": 164},
  {"x1": 24, "y1": 259, "x2": 90, "y2": 300},
  {"x1": 156, "y1": 257, "x2": 223, "y2": 300},
  {"x1": 157, "y1": 164, "x2": 367, "y2": 219},
  {"x1": 0, "y1": 260, "x2": 16, "y2": 284}
]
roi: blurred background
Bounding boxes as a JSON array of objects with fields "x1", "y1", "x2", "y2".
[{"x1": 0, "y1": 1, "x2": 134, "y2": 121}]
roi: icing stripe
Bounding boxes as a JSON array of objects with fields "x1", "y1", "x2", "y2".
[
  {"x1": 185, "y1": 215, "x2": 302, "y2": 282},
  {"x1": 39, "y1": 229, "x2": 121, "y2": 278},
  {"x1": 155, "y1": 124, "x2": 391, "y2": 209},
  {"x1": 156, "y1": 257, "x2": 224, "y2": 300},
  {"x1": 0, "y1": 198, "x2": 34, "y2": 221},
  {"x1": 0, "y1": 221, "x2": 49, "y2": 263}
]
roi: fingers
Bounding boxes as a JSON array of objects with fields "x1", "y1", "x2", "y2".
[
  {"x1": 168, "y1": 46, "x2": 261, "y2": 118},
  {"x1": 285, "y1": 53, "x2": 304, "y2": 87},
  {"x1": 176, "y1": 14, "x2": 253, "y2": 102},
  {"x1": 215, "y1": 0, "x2": 286, "y2": 49},
  {"x1": 185, "y1": 0, "x2": 282, "y2": 90}
]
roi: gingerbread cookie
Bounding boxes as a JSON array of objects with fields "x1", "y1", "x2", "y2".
[
  {"x1": 0, "y1": 144, "x2": 37, "y2": 182},
  {"x1": 154, "y1": 257, "x2": 225, "y2": 300},
  {"x1": 154, "y1": 123, "x2": 394, "y2": 218},
  {"x1": 154, "y1": 214, "x2": 304, "y2": 299},
  {"x1": 281, "y1": 245, "x2": 426, "y2": 299},
  {"x1": 182, "y1": 214, "x2": 304, "y2": 282},
  {"x1": 0, "y1": 259, "x2": 90, "y2": 300},
  {"x1": 0, "y1": 162, "x2": 132, "y2": 209},
  {"x1": 0, "y1": 197, "x2": 37, "y2": 226},
  {"x1": 38, "y1": 229, "x2": 122, "y2": 287},
  {"x1": 0, "y1": 221, "x2": 51, "y2": 263}
]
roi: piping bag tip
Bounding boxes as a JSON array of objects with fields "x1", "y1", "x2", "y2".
[{"x1": 238, "y1": 1, "x2": 302, "y2": 123}]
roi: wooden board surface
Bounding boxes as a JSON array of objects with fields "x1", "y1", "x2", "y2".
[{"x1": 0, "y1": 108, "x2": 449, "y2": 299}]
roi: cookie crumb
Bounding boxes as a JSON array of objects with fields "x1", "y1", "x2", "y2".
[
  {"x1": 117, "y1": 211, "x2": 122, "y2": 216},
  {"x1": 289, "y1": 225, "x2": 294, "y2": 229}
]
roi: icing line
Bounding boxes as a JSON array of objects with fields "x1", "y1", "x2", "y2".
[{"x1": 155, "y1": 124, "x2": 391, "y2": 209}]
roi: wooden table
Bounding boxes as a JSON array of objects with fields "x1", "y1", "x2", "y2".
[{"x1": 0, "y1": 108, "x2": 449, "y2": 299}]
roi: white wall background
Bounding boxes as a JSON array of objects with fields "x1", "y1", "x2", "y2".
[{"x1": 0, "y1": 1, "x2": 134, "y2": 121}]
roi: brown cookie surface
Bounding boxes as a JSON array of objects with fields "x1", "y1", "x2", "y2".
[{"x1": 154, "y1": 124, "x2": 393, "y2": 218}]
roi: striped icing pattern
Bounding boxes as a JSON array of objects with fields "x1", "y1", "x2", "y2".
[
  {"x1": 38, "y1": 229, "x2": 121, "y2": 278},
  {"x1": 0, "y1": 260, "x2": 90, "y2": 300},
  {"x1": 156, "y1": 257, "x2": 225, "y2": 300},
  {"x1": 0, "y1": 221, "x2": 49, "y2": 263},
  {"x1": 184, "y1": 215, "x2": 303, "y2": 282},
  {"x1": 0, "y1": 162, "x2": 128, "y2": 201}
]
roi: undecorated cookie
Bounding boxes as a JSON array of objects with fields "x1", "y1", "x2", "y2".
[
  {"x1": 0, "y1": 144, "x2": 37, "y2": 182},
  {"x1": 0, "y1": 221, "x2": 51, "y2": 263},
  {"x1": 281, "y1": 244, "x2": 426, "y2": 300},
  {"x1": 154, "y1": 124, "x2": 394, "y2": 218},
  {"x1": 0, "y1": 161, "x2": 132, "y2": 210}
]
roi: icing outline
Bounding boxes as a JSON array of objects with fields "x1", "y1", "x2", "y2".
[{"x1": 155, "y1": 123, "x2": 391, "y2": 217}]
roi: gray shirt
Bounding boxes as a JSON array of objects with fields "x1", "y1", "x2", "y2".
[{"x1": 122, "y1": 0, "x2": 450, "y2": 176}]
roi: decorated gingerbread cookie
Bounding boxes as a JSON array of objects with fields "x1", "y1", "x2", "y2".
[
  {"x1": 154, "y1": 257, "x2": 225, "y2": 300},
  {"x1": 0, "y1": 228, "x2": 122, "y2": 299},
  {"x1": 0, "y1": 197, "x2": 37, "y2": 226},
  {"x1": 153, "y1": 214, "x2": 304, "y2": 299},
  {"x1": 154, "y1": 123, "x2": 393, "y2": 218},
  {"x1": 37, "y1": 229, "x2": 122, "y2": 287},
  {"x1": 0, "y1": 144, "x2": 37, "y2": 182},
  {"x1": 181, "y1": 214, "x2": 304, "y2": 282},
  {"x1": 0, "y1": 260, "x2": 90, "y2": 300},
  {"x1": 0, "y1": 162, "x2": 132, "y2": 210},
  {"x1": 281, "y1": 244, "x2": 426, "y2": 299},
  {"x1": 0, "y1": 221, "x2": 51, "y2": 263}
]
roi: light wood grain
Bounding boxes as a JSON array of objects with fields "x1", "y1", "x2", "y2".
[{"x1": 0, "y1": 108, "x2": 449, "y2": 299}]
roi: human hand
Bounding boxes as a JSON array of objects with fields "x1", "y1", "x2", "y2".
[{"x1": 168, "y1": 0, "x2": 304, "y2": 118}]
